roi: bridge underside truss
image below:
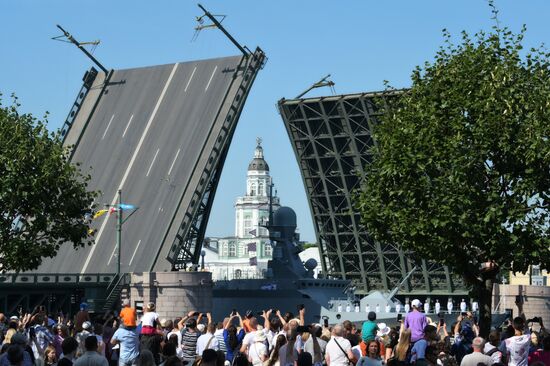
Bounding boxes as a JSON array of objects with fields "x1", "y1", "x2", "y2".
[{"x1": 278, "y1": 92, "x2": 465, "y2": 295}]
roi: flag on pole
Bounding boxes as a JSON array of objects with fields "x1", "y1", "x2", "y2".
[
  {"x1": 249, "y1": 256, "x2": 257, "y2": 266},
  {"x1": 93, "y1": 209, "x2": 109, "y2": 219},
  {"x1": 118, "y1": 203, "x2": 136, "y2": 210},
  {"x1": 247, "y1": 242, "x2": 257, "y2": 252}
]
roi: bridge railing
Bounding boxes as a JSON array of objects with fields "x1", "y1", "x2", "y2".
[{"x1": 0, "y1": 273, "x2": 118, "y2": 286}]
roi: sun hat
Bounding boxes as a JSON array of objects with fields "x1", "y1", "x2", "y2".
[
  {"x1": 197, "y1": 324, "x2": 206, "y2": 332},
  {"x1": 255, "y1": 332, "x2": 267, "y2": 342},
  {"x1": 377, "y1": 323, "x2": 391, "y2": 337}
]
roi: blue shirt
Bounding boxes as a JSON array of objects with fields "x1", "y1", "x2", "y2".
[
  {"x1": 112, "y1": 327, "x2": 140, "y2": 362},
  {"x1": 223, "y1": 328, "x2": 245, "y2": 362},
  {"x1": 411, "y1": 339, "x2": 428, "y2": 362}
]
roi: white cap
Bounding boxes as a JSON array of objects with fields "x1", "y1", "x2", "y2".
[
  {"x1": 411, "y1": 299, "x2": 422, "y2": 308},
  {"x1": 197, "y1": 324, "x2": 205, "y2": 332},
  {"x1": 82, "y1": 321, "x2": 92, "y2": 330}
]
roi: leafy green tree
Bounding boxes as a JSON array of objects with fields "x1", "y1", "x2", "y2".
[
  {"x1": 0, "y1": 95, "x2": 97, "y2": 271},
  {"x1": 358, "y1": 23, "x2": 550, "y2": 336}
]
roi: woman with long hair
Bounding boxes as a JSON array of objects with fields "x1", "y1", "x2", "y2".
[
  {"x1": 392, "y1": 329, "x2": 412, "y2": 366},
  {"x1": 267, "y1": 335, "x2": 287, "y2": 366},
  {"x1": 223, "y1": 313, "x2": 245, "y2": 363},
  {"x1": 279, "y1": 328, "x2": 299, "y2": 366},
  {"x1": 357, "y1": 340, "x2": 382, "y2": 366},
  {"x1": 44, "y1": 345, "x2": 57, "y2": 366}
]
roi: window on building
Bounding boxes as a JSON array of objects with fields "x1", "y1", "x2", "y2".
[
  {"x1": 250, "y1": 183, "x2": 257, "y2": 196},
  {"x1": 532, "y1": 265, "x2": 541, "y2": 276},
  {"x1": 222, "y1": 243, "x2": 228, "y2": 257},
  {"x1": 244, "y1": 215, "x2": 252, "y2": 236},
  {"x1": 264, "y1": 242, "x2": 272, "y2": 257},
  {"x1": 258, "y1": 181, "x2": 264, "y2": 196},
  {"x1": 229, "y1": 242, "x2": 236, "y2": 257},
  {"x1": 235, "y1": 269, "x2": 242, "y2": 279}
]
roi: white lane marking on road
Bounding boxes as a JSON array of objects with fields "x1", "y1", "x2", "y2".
[
  {"x1": 122, "y1": 114, "x2": 134, "y2": 138},
  {"x1": 205, "y1": 65, "x2": 218, "y2": 91},
  {"x1": 146, "y1": 148, "x2": 160, "y2": 177},
  {"x1": 167, "y1": 148, "x2": 180, "y2": 176},
  {"x1": 80, "y1": 63, "x2": 180, "y2": 274},
  {"x1": 107, "y1": 243, "x2": 117, "y2": 266},
  {"x1": 129, "y1": 240, "x2": 142, "y2": 266},
  {"x1": 184, "y1": 66, "x2": 197, "y2": 92},
  {"x1": 102, "y1": 114, "x2": 115, "y2": 140}
]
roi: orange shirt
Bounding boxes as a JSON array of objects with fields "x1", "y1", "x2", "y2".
[{"x1": 120, "y1": 307, "x2": 137, "y2": 326}]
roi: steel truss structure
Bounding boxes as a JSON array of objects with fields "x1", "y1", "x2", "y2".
[{"x1": 278, "y1": 91, "x2": 466, "y2": 295}]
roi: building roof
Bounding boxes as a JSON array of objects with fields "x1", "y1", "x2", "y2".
[{"x1": 248, "y1": 137, "x2": 269, "y2": 171}]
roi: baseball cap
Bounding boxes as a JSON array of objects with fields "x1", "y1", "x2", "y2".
[{"x1": 411, "y1": 299, "x2": 422, "y2": 308}]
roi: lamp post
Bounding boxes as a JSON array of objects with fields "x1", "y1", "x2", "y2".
[{"x1": 116, "y1": 189, "x2": 122, "y2": 277}]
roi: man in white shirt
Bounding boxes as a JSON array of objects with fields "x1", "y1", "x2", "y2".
[
  {"x1": 505, "y1": 316, "x2": 530, "y2": 366},
  {"x1": 325, "y1": 324, "x2": 355, "y2": 366},
  {"x1": 196, "y1": 323, "x2": 219, "y2": 355}
]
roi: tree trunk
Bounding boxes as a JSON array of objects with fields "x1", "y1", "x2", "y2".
[{"x1": 475, "y1": 276, "x2": 495, "y2": 338}]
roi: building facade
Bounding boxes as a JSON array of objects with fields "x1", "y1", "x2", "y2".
[
  {"x1": 204, "y1": 139, "x2": 281, "y2": 280},
  {"x1": 510, "y1": 265, "x2": 549, "y2": 286}
]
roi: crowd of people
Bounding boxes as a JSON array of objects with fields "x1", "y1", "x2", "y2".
[{"x1": 0, "y1": 298, "x2": 547, "y2": 366}]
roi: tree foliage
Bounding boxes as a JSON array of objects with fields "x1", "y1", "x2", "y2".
[
  {"x1": 357, "y1": 23, "x2": 550, "y2": 333},
  {"x1": 0, "y1": 95, "x2": 97, "y2": 271}
]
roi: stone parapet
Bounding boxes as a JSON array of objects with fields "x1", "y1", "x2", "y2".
[
  {"x1": 492, "y1": 284, "x2": 550, "y2": 326},
  {"x1": 127, "y1": 271, "x2": 212, "y2": 319}
]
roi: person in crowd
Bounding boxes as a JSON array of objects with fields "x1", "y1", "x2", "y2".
[
  {"x1": 376, "y1": 323, "x2": 392, "y2": 362},
  {"x1": 504, "y1": 316, "x2": 531, "y2": 366},
  {"x1": 296, "y1": 352, "x2": 313, "y2": 366},
  {"x1": 528, "y1": 335, "x2": 550, "y2": 365},
  {"x1": 111, "y1": 317, "x2": 140, "y2": 366},
  {"x1": 76, "y1": 321, "x2": 93, "y2": 357},
  {"x1": 0, "y1": 333, "x2": 33, "y2": 366},
  {"x1": 53, "y1": 325, "x2": 68, "y2": 359},
  {"x1": 74, "y1": 336, "x2": 108, "y2": 366},
  {"x1": 58, "y1": 337, "x2": 79, "y2": 366},
  {"x1": 356, "y1": 340, "x2": 383, "y2": 366},
  {"x1": 325, "y1": 325, "x2": 355, "y2": 366},
  {"x1": 119, "y1": 300, "x2": 137, "y2": 330},
  {"x1": 459, "y1": 337, "x2": 493, "y2": 366},
  {"x1": 303, "y1": 325, "x2": 326, "y2": 366},
  {"x1": 483, "y1": 330, "x2": 503, "y2": 364},
  {"x1": 405, "y1": 299, "x2": 428, "y2": 344},
  {"x1": 140, "y1": 303, "x2": 162, "y2": 364},
  {"x1": 391, "y1": 328, "x2": 412, "y2": 366},
  {"x1": 343, "y1": 321, "x2": 360, "y2": 348},
  {"x1": 383, "y1": 329, "x2": 399, "y2": 364},
  {"x1": 213, "y1": 321, "x2": 227, "y2": 355},
  {"x1": 435, "y1": 340, "x2": 458, "y2": 366},
  {"x1": 75, "y1": 303, "x2": 90, "y2": 333},
  {"x1": 223, "y1": 313, "x2": 245, "y2": 363},
  {"x1": 362, "y1": 313, "x2": 378, "y2": 343},
  {"x1": 529, "y1": 332, "x2": 541, "y2": 354},
  {"x1": 167, "y1": 334, "x2": 184, "y2": 361},
  {"x1": 267, "y1": 335, "x2": 287, "y2": 366},
  {"x1": 279, "y1": 328, "x2": 299, "y2": 366},
  {"x1": 411, "y1": 325, "x2": 438, "y2": 365},
  {"x1": 247, "y1": 331, "x2": 268, "y2": 366},
  {"x1": 181, "y1": 316, "x2": 201, "y2": 365},
  {"x1": 33, "y1": 315, "x2": 54, "y2": 353},
  {"x1": 136, "y1": 350, "x2": 155, "y2": 366},
  {"x1": 159, "y1": 342, "x2": 177, "y2": 366},
  {"x1": 196, "y1": 320, "x2": 219, "y2": 355},
  {"x1": 199, "y1": 349, "x2": 219, "y2": 366},
  {"x1": 43, "y1": 345, "x2": 57, "y2": 366}
]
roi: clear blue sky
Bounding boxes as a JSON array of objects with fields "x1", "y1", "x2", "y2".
[{"x1": 2, "y1": 1, "x2": 549, "y2": 243}]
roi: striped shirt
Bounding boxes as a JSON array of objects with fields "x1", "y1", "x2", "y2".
[{"x1": 181, "y1": 328, "x2": 200, "y2": 360}]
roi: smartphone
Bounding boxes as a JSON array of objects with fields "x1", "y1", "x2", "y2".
[
  {"x1": 397, "y1": 313, "x2": 402, "y2": 322},
  {"x1": 296, "y1": 325, "x2": 310, "y2": 333},
  {"x1": 439, "y1": 318, "x2": 444, "y2": 326},
  {"x1": 193, "y1": 311, "x2": 200, "y2": 317},
  {"x1": 297, "y1": 304, "x2": 305, "y2": 311},
  {"x1": 321, "y1": 315, "x2": 329, "y2": 328}
]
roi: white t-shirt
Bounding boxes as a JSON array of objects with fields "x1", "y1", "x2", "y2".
[
  {"x1": 196, "y1": 332, "x2": 219, "y2": 355},
  {"x1": 242, "y1": 331, "x2": 257, "y2": 351},
  {"x1": 505, "y1": 333, "x2": 530, "y2": 366},
  {"x1": 140, "y1": 312, "x2": 159, "y2": 327},
  {"x1": 167, "y1": 330, "x2": 182, "y2": 346},
  {"x1": 249, "y1": 342, "x2": 268, "y2": 366},
  {"x1": 326, "y1": 336, "x2": 351, "y2": 366}
]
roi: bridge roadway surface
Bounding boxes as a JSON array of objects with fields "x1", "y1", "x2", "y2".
[{"x1": 37, "y1": 55, "x2": 243, "y2": 274}]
